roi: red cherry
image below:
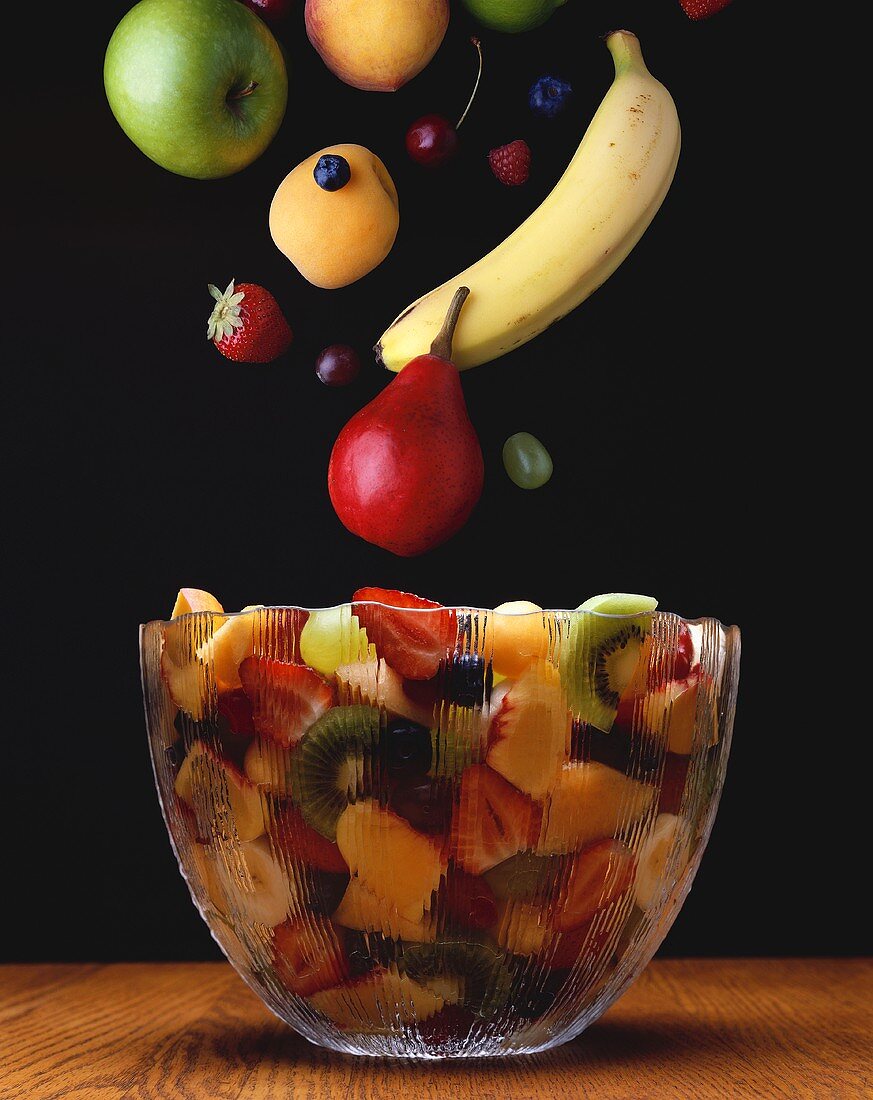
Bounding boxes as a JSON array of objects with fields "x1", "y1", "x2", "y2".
[
  {"x1": 240, "y1": 0, "x2": 293, "y2": 23},
  {"x1": 405, "y1": 38, "x2": 483, "y2": 169},
  {"x1": 406, "y1": 115, "x2": 459, "y2": 168}
]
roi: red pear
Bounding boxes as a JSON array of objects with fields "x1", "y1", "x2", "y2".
[{"x1": 328, "y1": 288, "x2": 483, "y2": 556}]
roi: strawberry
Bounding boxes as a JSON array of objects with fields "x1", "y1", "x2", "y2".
[
  {"x1": 452, "y1": 764, "x2": 541, "y2": 875},
  {"x1": 679, "y1": 0, "x2": 733, "y2": 19},
  {"x1": 488, "y1": 140, "x2": 531, "y2": 186},
  {"x1": 352, "y1": 587, "x2": 456, "y2": 680},
  {"x1": 206, "y1": 279, "x2": 292, "y2": 363},
  {"x1": 272, "y1": 802, "x2": 348, "y2": 874},
  {"x1": 272, "y1": 915, "x2": 349, "y2": 997},
  {"x1": 552, "y1": 839, "x2": 636, "y2": 932},
  {"x1": 238, "y1": 657, "x2": 335, "y2": 747}
]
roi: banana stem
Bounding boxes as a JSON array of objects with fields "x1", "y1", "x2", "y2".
[
  {"x1": 605, "y1": 30, "x2": 645, "y2": 75},
  {"x1": 430, "y1": 287, "x2": 470, "y2": 360}
]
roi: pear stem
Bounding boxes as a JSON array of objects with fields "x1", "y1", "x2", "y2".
[
  {"x1": 430, "y1": 287, "x2": 470, "y2": 361},
  {"x1": 455, "y1": 38, "x2": 483, "y2": 131}
]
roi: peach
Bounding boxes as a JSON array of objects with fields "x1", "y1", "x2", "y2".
[
  {"x1": 332, "y1": 878, "x2": 439, "y2": 942},
  {"x1": 170, "y1": 588, "x2": 224, "y2": 619},
  {"x1": 175, "y1": 742, "x2": 266, "y2": 842},
  {"x1": 536, "y1": 763, "x2": 656, "y2": 856},
  {"x1": 269, "y1": 144, "x2": 399, "y2": 289},
  {"x1": 305, "y1": 0, "x2": 449, "y2": 93}
]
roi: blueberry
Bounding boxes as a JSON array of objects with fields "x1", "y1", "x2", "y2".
[
  {"x1": 313, "y1": 154, "x2": 351, "y2": 191},
  {"x1": 445, "y1": 652, "x2": 491, "y2": 709},
  {"x1": 528, "y1": 75, "x2": 573, "y2": 118}
]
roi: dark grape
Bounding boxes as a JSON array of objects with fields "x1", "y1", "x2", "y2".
[{"x1": 385, "y1": 718, "x2": 432, "y2": 776}]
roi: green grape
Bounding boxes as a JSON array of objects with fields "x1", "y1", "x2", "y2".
[
  {"x1": 300, "y1": 606, "x2": 371, "y2": 675},
  {"x1": 502, "y1": 432, "x2": 553, "y2": 489}
]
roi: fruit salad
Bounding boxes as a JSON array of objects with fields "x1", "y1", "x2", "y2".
[{"x1": 141, "y1": 587, "x2": 739, "y2": 1057}]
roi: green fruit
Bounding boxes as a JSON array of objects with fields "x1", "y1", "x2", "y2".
[
  {"x1": 401, "y1": 940, "x2": 512, "y2": 1016},
  {"x1": 104, "y1": 0, "x2": 288, "y2": 179},
  {"x1": 563, "y1": 593, "x2": 658, "y2": 732},
  {"x1": 291, "y1": 706, "x2": 381, "y2": 840},
  {"x1": 484, "y1": 852, "x2": 561, "y2": 901},
  {"x1": 502, "y1": 432, "x2": 553, "y2": 490},
  {"x1": 300, "y1": 606, "x2": 370, "y2": 677},
  {"x1": 460, "y1": 0, "x2": 567, "y2": 33}
]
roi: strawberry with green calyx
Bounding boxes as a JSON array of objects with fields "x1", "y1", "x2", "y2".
[{"x1": 207, "y1": 279, "x2": 292, "y2": 363}]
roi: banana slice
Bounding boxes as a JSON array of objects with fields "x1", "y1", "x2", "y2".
[
  {"x1": 195, "y1": 837, "x2": 298, "y2": 928},
  {"x1": 634, "y1": 813, "x2": 691, "y2": 911}
]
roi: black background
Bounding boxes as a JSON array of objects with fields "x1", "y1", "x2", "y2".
[{"x1": 5, "y1": 0, "x2": 854, "y2": 963}]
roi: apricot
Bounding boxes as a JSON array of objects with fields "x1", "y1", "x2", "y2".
[
  {"x1": 305, "y1": 0, "x2": 449, "y2": 93},
  {"x1": 269, "y1": 144, "x2": 399, "y2": 289}
]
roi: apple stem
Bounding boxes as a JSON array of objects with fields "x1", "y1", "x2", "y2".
[
  {"x1": 455, "y1": 38, "x2": 483, "y2": 132},
  {"x1": 227, "y1": 81, "x2": 259, "y2": 102},
  {"x1": 430, "y1": 287, "x2": 470, "y2": 361}
]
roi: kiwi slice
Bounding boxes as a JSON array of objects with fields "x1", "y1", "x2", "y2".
[
  {"x1": 563, "y1": 593, "x2": 658, "y2": 733},
  {"x1": 484, "y1": 852, "x2": 562, "y2": 902},
  {"x1": 400, "y1": 940, "x2": 512, "y2": 1016},
  {"x1": 290, "y1": 705, "x2": 381, "y2": 841}
]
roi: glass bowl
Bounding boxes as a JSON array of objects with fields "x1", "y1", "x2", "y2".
[{"x1": 140, "y1": 600, "x2": 740, "y2": 1058}]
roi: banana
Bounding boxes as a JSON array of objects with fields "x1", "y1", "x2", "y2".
[
  {"x1": 376, "y1": 31, "x2": 680, "y2": 372},
  {"x1": 634, "y1": 813, "x2": 691, "y2": 911}
]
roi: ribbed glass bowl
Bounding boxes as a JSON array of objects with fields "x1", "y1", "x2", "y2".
[{"x1": 140, "y1": 602, "x2": 740, "y2": 1058}]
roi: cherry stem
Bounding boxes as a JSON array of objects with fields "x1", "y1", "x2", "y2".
[
  {"x1": 227, "y1": 80, "x2": 259, "y2": 101},
  {"x1": 430, "y1": 287, "x2": 470, "y2": 360},
  {"x1": 455, "y1": 38, "x2": 483, "y2": 132}
]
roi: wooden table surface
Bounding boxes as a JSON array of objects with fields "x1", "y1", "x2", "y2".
[{"x1": 1, "y1": 959, "x2": 869, "y2": 1099}]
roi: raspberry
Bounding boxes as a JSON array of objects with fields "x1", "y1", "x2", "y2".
[{"x1": 488, "y1": 140, "x2": 531, "y2": 186}]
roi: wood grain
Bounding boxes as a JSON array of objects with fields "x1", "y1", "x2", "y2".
[{"x1": 1, "y1": 959, "x2": 870, "y2": 1100}]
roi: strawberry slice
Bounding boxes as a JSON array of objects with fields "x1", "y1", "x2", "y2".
[
  {"x1": 679, "y1": 0, "x2": 732, "y2": 20},
  {"x1": 272, "y1": 803, "x2": 348, "y2": 874},
  {"x1": 352, "y1": 587, "x2": 456, "y2": 680},
  {"x1": 553, "y1": 839, "x2": 636, "y2": 933},
  {"x1": 272, "y1": 915, "x2": 349, "y2": 997},
  {"x1": 452, "y1": 765, "x2": 542, "y2": 875},
  {"x1": 238, "y1": 657, "x2": 335, "y2": 747}
]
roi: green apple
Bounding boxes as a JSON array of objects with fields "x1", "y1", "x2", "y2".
[
  {"x1": 104, "y1": 0, "x2": 288, "y2": 179},
  {"x1": 460, "y1": 0, "x2": 567, "y2": 33}
]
